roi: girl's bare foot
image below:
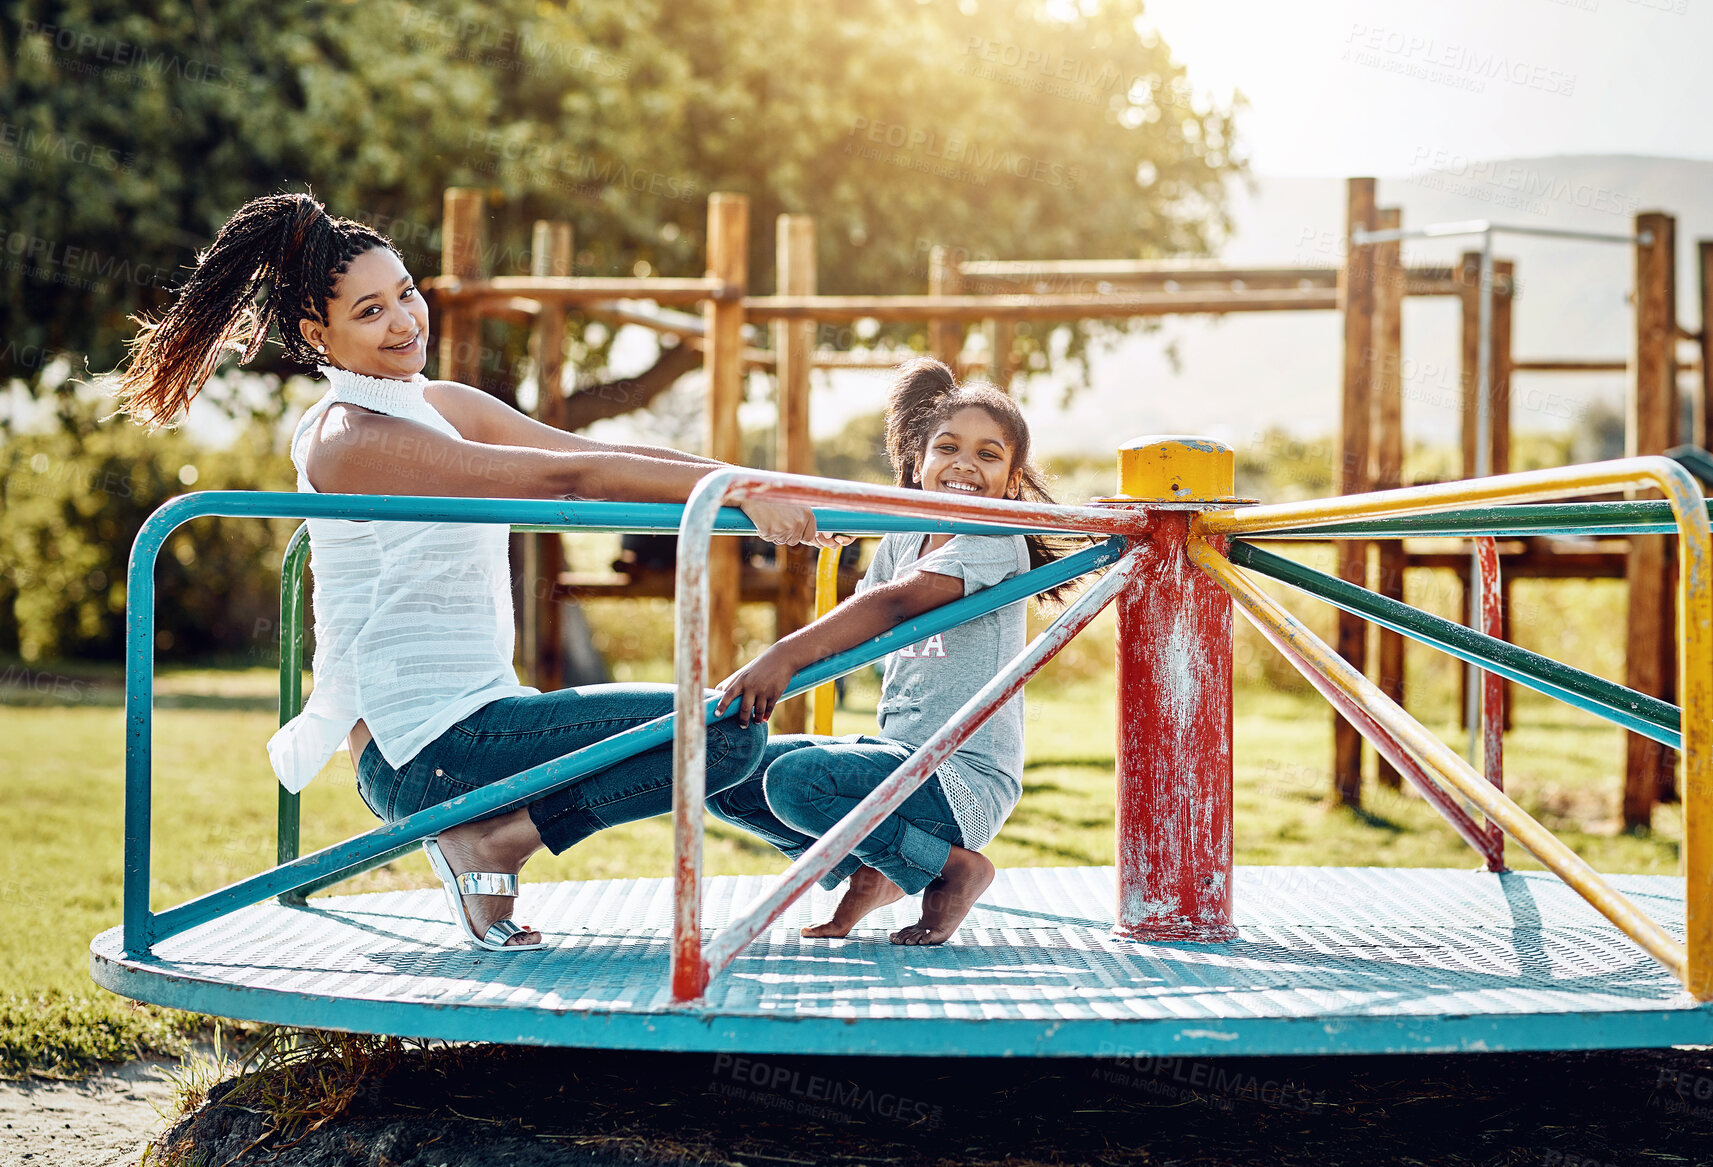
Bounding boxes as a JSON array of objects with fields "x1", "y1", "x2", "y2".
[
  {"x1": 890, "y1": 847, "x2": 994, "y2": 946},
  {"x1": 802, "y1": 865, "x2": 908, "y2": 938},
  {"x1": 434, "y1": 810, "x2": 544, "y2": 948}
]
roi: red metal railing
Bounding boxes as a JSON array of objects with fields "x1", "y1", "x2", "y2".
[
  {"x1": 1476, "y1": 536, "x2": 1506, "y2": 870},
  {"x1": 669, "y1": 469, "x2": 1148, "y2": 1000}
]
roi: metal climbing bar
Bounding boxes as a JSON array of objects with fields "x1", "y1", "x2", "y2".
[
  {"x1": 670, "y1": 468, "x2": 1148, "y2": 999},
  {"x1": 1476, "y1": 536, "x2": 1505, "y2": 868},
  {"x1": 1199, "y1": 453, "x2": 1711, "y2": 1001},
  {"x1": 1225, "y1": 540, "x2": 1681, "y2": 747},
  {"x1": 1190, "y1": 536, "x2": 1691, "y2": 985}
]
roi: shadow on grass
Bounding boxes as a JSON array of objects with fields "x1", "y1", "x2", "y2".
[
  {"x1": 1323, "y1": 802, "x2": 1408, "y2": 835},
  {"x1": 0, "y1": 689, "x2": 278, "y2": 712}
]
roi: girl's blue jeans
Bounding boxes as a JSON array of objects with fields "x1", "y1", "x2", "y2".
[
  {"x1": 356, "y1": 683, "x2": 767, "y2": 854},
  {"x1": 707, "y1": 734, "x2": 965, "y2": 896}
]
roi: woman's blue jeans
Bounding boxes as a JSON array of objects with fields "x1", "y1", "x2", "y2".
[
  {"x1": 356, "y1": 683, "x2": 767, "y2": 854},
  {"x1": 707, "y1": 734, "x2": 965, "y2": 896}
]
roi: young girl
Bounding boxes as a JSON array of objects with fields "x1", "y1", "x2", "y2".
[{"x1": 711, "y1": 357, "x2": 1075, "y2": 946}]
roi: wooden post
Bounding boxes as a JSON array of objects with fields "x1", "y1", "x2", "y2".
[
  {"x1": 929, "y1": 246, "x2": 964, "y2": 375},
  {"x1": 1490, "y1": 260, "x2": 1514, "y2": 477},
  {"x1": 1458, "y1": 251, "x2": 1482, "y2": 481},
  {"x1": 772, "y1": 214, "x2": 817, "y2": 734},
  {"x1": 705, "y1": 193, "x2": 750, "y2": 683},
  {"x1": 533, "y1": 221, "x2": 574, "y2": 429},
  {"x1": 438, "y1": 188, "x2": 486, "y2": 385},
  {"x1": 1372, "y1": 208, "x2": 1405, "y2": 790},
  {"x1": 987, "y1": 319, "x2": 1016, "y2": 391},
  {"x1": 1699, "y1": 240, "x2": 1713, "y2": 451},
  {"x1": 1334, "y1": 177, "x2": 1376, "y2": 807},
  {"x1": 1625, "y1": 211, "x2": 1678, "y2": 828},
  {"x1": 1454, "y1": 250, "x2": 1482, "y2": 731},
  {"x1": 1493, "y1": 259, "x2": 1516, "y2": 731},
  {"x1": 526, "y1": 221, "x2": 573, "y2": 690}
]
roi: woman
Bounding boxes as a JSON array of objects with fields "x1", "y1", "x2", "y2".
[{"x1": 116, "y1": 191, "x2": 834, "y2": 951}]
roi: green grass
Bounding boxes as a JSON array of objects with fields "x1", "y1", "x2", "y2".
[{"x1": 0, "y1": 657, "x2": 1681, "y2": 1077}]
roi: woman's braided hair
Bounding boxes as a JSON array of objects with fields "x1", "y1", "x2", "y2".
[
  {"x1": 883, "y1": 357, "x2": 1087, "y2": 606},
  {"x1": 115, "y1": 191, "x2": 396, "y2": 427}
]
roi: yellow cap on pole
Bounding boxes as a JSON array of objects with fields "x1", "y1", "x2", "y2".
[{"x1": 1102, "y1": 436, "x2": 1240, "y2": 504}]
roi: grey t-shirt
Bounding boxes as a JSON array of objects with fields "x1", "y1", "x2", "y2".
[{"x1": 858, "y1": 532, "x2": 1030, "y2": 849}]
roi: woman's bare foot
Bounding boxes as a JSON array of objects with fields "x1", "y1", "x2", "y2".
[
  {"x1": 434, "y1": 809, "x2": 544, "y2": 947},
  {"x1": 889, "y1": 847, "x2": 994, "y2": 946},
  {"x1": 802, "y1": 865, "x2": 907, "y2": 938}
]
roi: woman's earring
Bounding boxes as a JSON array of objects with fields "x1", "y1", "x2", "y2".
[{"x1": 316, "y1": 344, "x2": 326, "y2": 354}]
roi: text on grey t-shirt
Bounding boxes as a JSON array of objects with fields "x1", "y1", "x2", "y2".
[{"x1": 857, "y1": 531, "x2": 1029, "y2": 848}]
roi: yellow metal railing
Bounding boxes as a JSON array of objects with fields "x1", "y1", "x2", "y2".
[
  {"x1": 812, "y1": 546, "x2": 842, "y2": 735},
  {"x1": 1194, "y1": 456, "x2": 1711, "y2": 1000}
]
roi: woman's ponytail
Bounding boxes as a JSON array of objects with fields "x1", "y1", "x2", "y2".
[{"x1": 114, "y1": 191, "x2": 392, "y2": 428}]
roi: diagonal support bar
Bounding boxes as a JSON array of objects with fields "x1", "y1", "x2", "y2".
[
  {"x1": 1237, "y1": 585, "x2": 1504, "y2": 866},
  {"x1": 700, "y1": 542, "x2": 1146, "y2": 984},
  {"x1": 1227, "y1": 540, "x2": 1680, "y2": 747},
  {"x1": 1189, "y1": 537, "x2": 1690, "y2": 989}
]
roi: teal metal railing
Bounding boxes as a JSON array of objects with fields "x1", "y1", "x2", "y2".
[
  {"x1": 1225, "y1": 541, "x2": 1681, "y2": 747},
  {"x1": 124, "y1": 491, "x2": 1121, "y2": 957}
]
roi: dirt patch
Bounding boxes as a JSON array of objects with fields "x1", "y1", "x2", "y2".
[
  {"x1": 145, "y1": 1042, "x2": 1713, "y2": 1167},
  {"x1": 1, "y1": 1053, "x2": 178, "y2": 1166}
]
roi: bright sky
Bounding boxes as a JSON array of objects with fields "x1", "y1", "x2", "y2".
[{"x1": 1138, "y1": 0, "x2": 1713, "y2": 176}]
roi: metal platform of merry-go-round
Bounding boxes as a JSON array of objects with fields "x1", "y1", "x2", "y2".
[
  {"x1": 90, "y1": 865, "x2": 1709, "y2": 1057},
  {"x1": 92, "y1": 445, "x2": 1713, "y2": 1058}
]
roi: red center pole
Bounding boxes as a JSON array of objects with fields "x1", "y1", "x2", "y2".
[{"x1": 1113, "y1": 509, "x2": 1238, "y2": 942}]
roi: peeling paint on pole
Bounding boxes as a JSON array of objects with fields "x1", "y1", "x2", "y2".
[
  {"x1": 1477, "y1": 535, "x2": 1507, "y2": 872},
  {"x1": 1114, "y1": 510, "x2": 1237, "y2": 942}
]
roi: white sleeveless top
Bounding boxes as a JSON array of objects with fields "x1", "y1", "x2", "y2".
[{"x1": 265, "y1": 365, "x2": 538, "y2": 793}]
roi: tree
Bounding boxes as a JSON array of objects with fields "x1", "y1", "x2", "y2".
[{"x1": 0, "y1": 0, "x2": 1244, "y2": 417}]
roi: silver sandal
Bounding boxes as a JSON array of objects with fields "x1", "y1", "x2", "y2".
[{"x1": 422, "y1": 838, "x2": 545, "y2": 953}]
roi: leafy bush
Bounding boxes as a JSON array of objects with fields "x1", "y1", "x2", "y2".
[{"x1": 1, "y1": 399, "x2": 297, "y2": 663}]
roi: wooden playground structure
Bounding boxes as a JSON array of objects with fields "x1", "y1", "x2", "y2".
[{"x1": 422, "y1": 180, "x2": 1711, "y2": 829}]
